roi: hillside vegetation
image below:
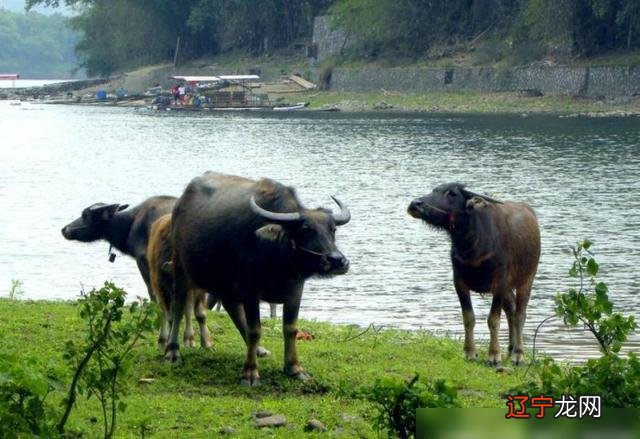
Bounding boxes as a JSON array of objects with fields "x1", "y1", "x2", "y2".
[
  {"x1": 25, "y1": 0, "x2": 640, "y2": 77},
  {"x1": 0, "y1": 8, "x2": 79, "y2": 78}
]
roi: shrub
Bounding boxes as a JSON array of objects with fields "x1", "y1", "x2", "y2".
[
  {"x1": 358, "y1": 375, "x2": 459, "y2": 438},
  {"x1": 515, "y1": 240, "x2": 638, "y2": 408},
  {"x1": 0, "y1": 282, "x2": 156, "y2": 438},
  {"x1": 60, "y1": 282, "x2": 157, "y2": 437},
  {"x1": 318, "y1": 59, "x2": 335, "y2": 91},
  {"x1": 0, "y1": 356, "x2": 61, "y2": 438}
]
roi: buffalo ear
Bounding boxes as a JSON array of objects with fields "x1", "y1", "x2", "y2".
[
  {"x1": 255, "y1": 224, "x2": 289, "y2": 243},
  {"x1": 101, "y1": 204, "x2": 125, "y2": 221}
]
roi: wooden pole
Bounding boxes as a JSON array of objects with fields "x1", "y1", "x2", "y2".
[{"x1": 173, "y1": 36, "x2": 181, "y2": 68}]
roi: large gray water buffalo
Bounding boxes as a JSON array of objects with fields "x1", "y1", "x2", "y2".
[
  {"x1": 408, "y1": 183, "x2": 540, "y2": 365},
  {"x1": 165, "y1": 172, "x2": 350, "y2": 385},
  {"x1": 61, "y1": 196, "x2": 177, "y2": 302}
]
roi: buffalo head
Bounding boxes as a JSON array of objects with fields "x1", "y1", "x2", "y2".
[
  {"x1": 251, "y1": 196, "x2": 350, "y2": 276},
  {"x1": 408, "y1": 183, "x2": 502, "y2": 230},
  {"x1": 61, "y1": 203, "x2": 129, "y2": 241}
]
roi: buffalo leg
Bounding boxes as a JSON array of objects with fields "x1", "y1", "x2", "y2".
[
  {"x1": 241, "y1": 299, "x2": 261, "y2": 386},
  {"x1": 158, "y1": 308, "x2": 171, "y2": 348},
  {"x1": 455, "y1": 279, "x2": 477, "y2": 360},
  {"x1": 502, "y1": 292, "x2": 517, "y2": 357},
  {"x1": 183, "y1": 291, "x2": 196, "y2": 347},
  {"x1": 194, "y1": 290, "x2": 212, "y2": 348},
  {"x1": 164, "y1": 269, "x2": 188, "y2": 363},
  {"x1": 223, "y1": 300, "x2": 271, "y2": 357},
  {"x1": 269, "y1": 303, "x2": 277, "y2": 319},
  {"x1": 282, "y1": 291, "x2": 310, "y2": 380},
  {"x1": 513, "y1": 278, "x2": 533, "y2": 365},
  {"x1": 136, "y1": 255, "x2": 157, "y2": 303},
  {"x1": 487, "y1": 294, "x2": 503, "y2": 366}
]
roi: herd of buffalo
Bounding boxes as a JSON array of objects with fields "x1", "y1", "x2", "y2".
[{"x1": 61, "y1": 172, "x2": 540, "y2": 385}]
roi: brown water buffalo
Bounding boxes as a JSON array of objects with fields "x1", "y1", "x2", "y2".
[
  {"x1": 166, "y1": 172, "x2": 350, "y2": 385},
  {"x1": 147, "y1": 214, "x2": 211, "y2": 349},
  {"x1": 408, "y1": 183, "x2": 540, "y2": 365},
  {"x1": 61, "y1": 196, "x2": 177, "y2": 302}
]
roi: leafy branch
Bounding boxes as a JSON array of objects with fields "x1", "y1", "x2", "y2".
[{"x1": 555, "y1": 239, "x2": 637, "y2": 354}]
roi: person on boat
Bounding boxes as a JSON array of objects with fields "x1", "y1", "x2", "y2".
[
  {"x1": 178, "y1": 85, "x2": 186, "y2": 105},
  {"x1": 171, "y1": 85, "x2": 179, "y2": 105}
]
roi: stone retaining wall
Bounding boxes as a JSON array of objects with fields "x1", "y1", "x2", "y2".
[{"x1": 329, "y1": 65, "x2": 640, "y2": 97}]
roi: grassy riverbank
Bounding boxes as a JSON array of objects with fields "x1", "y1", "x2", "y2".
[
  {"x1": 0, "y1": 298, "x2": 524, "y2": 437},
  {"x1": 297, "y1": 90, "x2": 640, "y2": 116}
]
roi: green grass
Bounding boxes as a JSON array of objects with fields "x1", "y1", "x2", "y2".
[
  {"x1": 297, "y1": 90, "x2": 640, "y2": 115},
  {"x1": 1, "y1": 298, "x2": 527, "y2": 437}
]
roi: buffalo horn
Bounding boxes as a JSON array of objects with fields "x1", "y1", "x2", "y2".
[
  {"x1": 462, "y1": 189, "x2": 504, "y2": 204},
  {"x1": 250, "y1": 196, "x2": 301, "y2": 223},
  {"x1": 330, "y1": 196, "x2": 351, "y2": 226},
  {"x1": 88, "y1": 203, "x2": 127, "y2": 212}
]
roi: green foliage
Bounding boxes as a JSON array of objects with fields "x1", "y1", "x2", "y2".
[
  {"x1": 515, "y1": 240, "x2": 638, "y2": 408},
  {"x1": 515, "y1": 0, "x2": 640, "y2": 56},
  {"x1": 188, "y1": 0, "x2": 330, "y2": 56},
  {"x1": 0, "y1": 282, "x2": 156, "y2": 438},
  {"x1": 27, "y1": 0, "x2": 332, "y2": 75},
  {"x1": 60, "y1": 281, "x2": 157, "y2": 437},
  {"x1": 555, "y1": 239, "x2": 636, "y2": 354},
  {"x1": 517, "y1": 353, "x2": 640, "y2": 408},
  {"x1": 0, "y1": 356, "x2": 61, "y2": 438},
  {"x1": 0, "y1": 9, "x2": 79, "y2": 78},
  {"x1": 355, "y1": 375, "x2": 459, "y2": 438},
  {"x1": 331, "y1": 0, "x2": 522, "y2": 58}
]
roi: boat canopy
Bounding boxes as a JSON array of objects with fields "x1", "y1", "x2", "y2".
[
  {"x1": 0, "y1": 74, "x2": 20, "y2": 80},
  {"x1": 168, "y1": 75, "x2": 259, "y2": 82}
]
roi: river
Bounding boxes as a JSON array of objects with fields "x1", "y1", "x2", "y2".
[{"x1": 1, "y1": 101, "x2": 638, "y2": 361}]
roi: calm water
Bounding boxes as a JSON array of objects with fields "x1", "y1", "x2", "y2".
[{"x1": 1, "y1": 101, "x2": 639, "y2": 361}]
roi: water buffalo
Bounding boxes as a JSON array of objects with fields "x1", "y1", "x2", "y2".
[
  {"x1": 408, "y1": 183, "x2": 540, "y2": 365},
  {"x1": 166, "y1": 172, "x2": 350, "y2": 385},
  {"x1": 61, "y1": 196, "x2": 177, "y2": 302},
  {"x1": 147, "y1": 214, "x2": 211, "y2": 348}
]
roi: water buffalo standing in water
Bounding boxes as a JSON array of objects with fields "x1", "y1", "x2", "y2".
[
  {"x1": 166, "y1": 172, "x2": 350, "y2": 385},
  {"x1": 61, "y1": 196, "x2": 177, "y2": 302},
  {"x1": 408, "y1": 183, "x2": 540, "y2": 365}
]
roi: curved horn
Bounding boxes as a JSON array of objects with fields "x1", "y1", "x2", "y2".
[
  {"x1": 250, "y1": 196, "x2": 301, "y2": 223},
  {"x1": 331, "y1": 196, "x2": 351, "y2": 226},
  {"x1": 461, "y1": 189, "x2": 503, "y2": 204}
]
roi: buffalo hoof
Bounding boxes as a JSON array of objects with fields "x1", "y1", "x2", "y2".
[
  {"x1": 164, "y1": 349, "x2": 182, "y2": 364},
  {"x1": 487, "y1": 353, "x2": 502, "y2": 367},
  {"x1": 201, "y1": 339, "x2": 213, "y2": 349},
  {"x1": 511, "y1": 352, "x2": 524, "y2": 366},
  {"x1": 183, "y1": 336, "x2": 195, "y2": 348},
  {"x1": 284, "y1": 364, "x2": 310, "y2": 381},
  {"x1": 464, "y1": 350, "x2": 478, "y2": 361},
  {"x1": 257, "y1": 346, "x2": 271, "y2": 357},
  {"x1": 290, "y1": 371, "x2": 312, "y2": 382},
  {"x1": 241, "y1": 369, "x2": 261, "y2": 387},
  {"x1": 240, "y1": 378, "x2": 261, "y2": 387}
]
